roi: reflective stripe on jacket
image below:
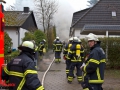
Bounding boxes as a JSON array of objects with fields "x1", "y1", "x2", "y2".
[
  {"x1": 63, "y1": 43, "x2": 72, "y2": 59},
  {"x1": 2, "y1": 52, "x2": 44, "y2": 90},
  {"x1": 39, "y1": 41, "x2": 45, "y2": 52},
  {"x1": 53, "y1": 40, "x2": 63, "y2": 51}
]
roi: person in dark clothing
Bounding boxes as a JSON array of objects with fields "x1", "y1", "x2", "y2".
[
  {"x1": 80, "y1": 33, "x2": 106, "y2": 90},
  {"x1": 67, "y1": 37, "x2": 83, "y2": 84},
  {"x1": 63, "y1": 37, "x2": 73, "y2": 77},
  {"x1": 53, "y1": 37, "x2": 63, "y2": 63},
  {"x1": 62, "y1": 40, "x2": 66, "y2": 49},
  {"x1": 2, "y1": 41, "x2": 44, "y2": 90},
  {"x1": 38, "y1": 39, "x2": 46, "y2": 60}
]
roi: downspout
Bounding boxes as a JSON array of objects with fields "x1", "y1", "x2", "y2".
[
  {"x1": 69, "y1": 27, "x2": 72, "y2": 37},
  {"x1": 106, "y1": 31, "x2": 108, "y2": 61},
  {"x1": 17, "y1": 27, "x2": 20, "y2": 48}
]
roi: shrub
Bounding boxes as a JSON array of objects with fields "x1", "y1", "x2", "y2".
[
  {"x1": 5, "y1": 50, "x2": 20, "y2": 63},
  {"x1": 22, "y1": 32, "x2": 35, "y2": 42},
  {"x1": 4, "y1": 32, "x2": 12, "y2": 55},
  {"x1": 34, "y1": 30, "x2": 47, "y2": 47}
]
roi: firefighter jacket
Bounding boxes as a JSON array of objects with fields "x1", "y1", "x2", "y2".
[
  {"x1": 53, "y1": 40, "x2": 63, "y2": 52},
  {"x1": 82, "y1": 43, "x2": 106, "y2": 84},
  {"x1": 63, "y1": 42, "x2": 72, "y2": 59},
  {"x1": 39, "y1": 41, "x2": 45, "y2": 52},
  {"x1": 80, "y1": 45, "x2": 84, "y2": 61},
  {"x1": 68, "y1": 42, "x2": 82, "y2": 62},
  {"x1": 2, "y1": 52, "x2": 44, "y2": 90}
]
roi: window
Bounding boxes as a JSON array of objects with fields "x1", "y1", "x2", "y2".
[{"x1": 112, "y1": 11, "x2": 116, "y2": 16}]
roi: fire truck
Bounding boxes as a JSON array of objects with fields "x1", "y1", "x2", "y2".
[{"x1": 0, "y1": 0, "x2": 5, "y2": 85}]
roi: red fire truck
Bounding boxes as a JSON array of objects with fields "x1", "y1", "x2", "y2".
[{"x1": 0, "y1": 0, "x2": 5, "y2": 85}]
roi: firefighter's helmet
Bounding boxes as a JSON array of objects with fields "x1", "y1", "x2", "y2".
[
  {"x1": 69, "y1": 37, "x2": 73, "y2": 41},
  {"x1": 43, "y1": 39, "x2": 46, "y2": 42},
  {"x1": 18, "y1": 41, "x2": 35, "y2": 52},
  {"x1": 73, "y1": 37, "x2": 78, "y2": 42},
  {"x1": 78, "y1": 39, "x2": 81, "y2": 43},
  {"x1": 56, "y1": 36, "x2": 59, "y2": 40},
  {"x1": 86, "y1": 33, "x2": 99, "y2": 41}
]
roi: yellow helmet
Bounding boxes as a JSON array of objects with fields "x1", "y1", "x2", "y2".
[{"x1": 18, "y1": 41, "x2": 35, "y2": 52}]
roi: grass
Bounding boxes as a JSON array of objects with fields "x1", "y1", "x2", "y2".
[{"x1": 105, "y1": 69, "x2": 120, "y2": 78}]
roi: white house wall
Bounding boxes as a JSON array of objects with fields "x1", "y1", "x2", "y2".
[
  {"x1": 75, "y1": 29, "x2": 86, "y2": 39},
  {"x1": 5, "y1": 27, "x2": 28, "y2": 50},
  {"x1": 19, "y1": 28, "x2": 28, "y2": 45},
  {"x1": 5, "y1": 27, "x2": 18, "y2": 50}
]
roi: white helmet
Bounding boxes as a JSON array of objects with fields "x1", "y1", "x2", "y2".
[
  {"x1": 56, "y1": 36, "x2": 59, "y2": 39},
  {"x1": 69, "y1": 37, "x2": 73, "y2": 41},
  {"x1": 43, "y1": 39, "x2": 46, "y2": 42},
  {"x1": 73, "y1": 37, "x2": 78, "y2": 42},
  {"x1": 86, "y1": 33, "x2": 99, "y2": 41},
  {"x1": 78, "y1": 39, "x2": 81, "y2": 42},
  {"x1": 18, "y1": 41, "x2": 34, "y2": 52}
]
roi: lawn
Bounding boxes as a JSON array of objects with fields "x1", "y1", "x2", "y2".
[{"x1": 102, "y1": 69, "x2": 120, "y2": 90}]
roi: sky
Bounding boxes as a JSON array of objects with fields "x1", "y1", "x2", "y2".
[
  {"x1": 3, "y1": 0, "x2": 88, "y2": 11},
  {"x1": 66, "y1": 0, "x2": 89, "y2": 11},
  {"x1": 3, "y1": 0, "x2": 89, "y2": 40}
]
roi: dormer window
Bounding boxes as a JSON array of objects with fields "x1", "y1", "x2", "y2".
[{"x1": 112, "y1": 11, "x2": 116, "y2": 16}]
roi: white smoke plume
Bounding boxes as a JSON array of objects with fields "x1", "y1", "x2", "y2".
[{"x1": 5, "y1": 0, "x2": 80, "y2": 41}]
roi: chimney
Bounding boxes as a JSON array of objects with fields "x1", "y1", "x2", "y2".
[{"x1": 23, "y1": 7, "x2": 29, "y2": 13}]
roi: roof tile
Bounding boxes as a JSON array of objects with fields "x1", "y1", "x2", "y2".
[{"x1": 4, "y1": 11, "x2": 31, "y2": 27}]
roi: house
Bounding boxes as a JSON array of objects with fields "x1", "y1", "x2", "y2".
[
  {"x1": 69, "y1": 0, "x2": 120, "y2": 38},
  {"x1": 4, "y1": 7, "x2": 38, "y2": 49}
]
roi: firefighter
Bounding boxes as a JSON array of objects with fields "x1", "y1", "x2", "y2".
[
  {"x1": 2, "y1": 41, "x2": 44, "y2": 90},
  {"x1": 31, "y1": 40, "x2": 40, "y2": 70},
  {"x1": 80, "y1": 33, "x2": 106, "y2": 90},
  {"x1": 53, "y1": 37, "x2": 63, "y2": 63},
  {"x1": 78, "y1": 39, "x2": 84, "y2": 62},
  {"x1": 63, "y1": 37, "x2": 73, "y2": 77},
  {"x1": 38, "y1": 39, "x2": 46, "y2": 60},
  {"x1": 62, "y1": 40, "x2": 66, "y2": 49},
  {"x1": 67, "y1": 37, "x2": 83, "y2": 84}
]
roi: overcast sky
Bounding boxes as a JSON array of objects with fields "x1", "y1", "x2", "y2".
[{"x1": 3, "y1": 0, "x2": 89, "y2": 40}]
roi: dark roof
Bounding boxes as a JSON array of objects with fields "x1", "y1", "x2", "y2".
[
  {"x1": 70, "y1": 0, "x2": 120, "y2": 35},
  {"x1": 81, "y1": 24, "x2": 120, "y2": 35},
  {"x1": 72, "y1": 0, "x2": 120, "y2": 28},
  {"x1": 71, "y1": 8, "x2": 90, "y2": 26},
  {"x1": 4, "y1": 11, "x2": 38, "y2": 30},
  {"x1": 4, "y1": 11, "x2": 31, "y2": 26}
]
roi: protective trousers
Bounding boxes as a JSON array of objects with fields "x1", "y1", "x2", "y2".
[
  {"x1": 55, "y1": 51, "x2": 61, "y2": 62},
  {"x1": 65, "y1": 59, "x2": 71, "y2": 77},
  {"x1": 68, "y1": 62, "x2": 83, "y2": 82},
  {"x1": 34, "y1": 51, "x2": 38, "y2": 68}
]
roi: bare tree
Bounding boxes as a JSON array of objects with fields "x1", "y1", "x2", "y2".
[{"x1": 34, "y1": 0, "x2": 58, "y2": 35}]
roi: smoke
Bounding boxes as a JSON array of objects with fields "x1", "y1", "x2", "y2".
[
  {"x1": 6, "y1": 0, "x2": 78, "y2": 41},
  {"x1": 53, "y1": 0, "x2": 75, "y2": 41}
]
